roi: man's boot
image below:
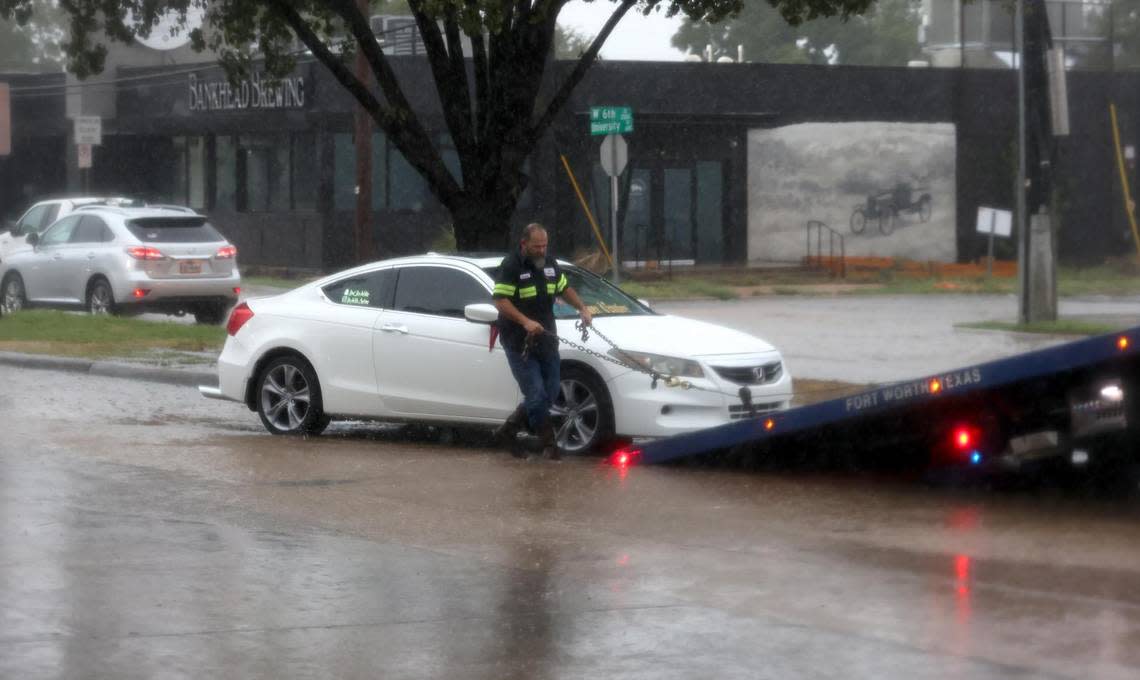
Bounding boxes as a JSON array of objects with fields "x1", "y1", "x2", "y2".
[
  {"x1": 538, "y1": 421, "x2": 561, "y2": 461},
  {"x1": 494, "y1": 405, "x2": 528, "y2": 456}
]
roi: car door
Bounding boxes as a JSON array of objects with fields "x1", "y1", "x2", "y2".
[
  {"x1": 23, "y1": 215, "x2": 80, "y2": 302},
  {"x1": 373, "y1": 264, "x2": 519, "y2": 420},
  {"x1": 63, "y1": 215, "x2": 113, "y2": 303},
  {"x1": 309, "y1": 268, "x2": 397, "y2": 417}
]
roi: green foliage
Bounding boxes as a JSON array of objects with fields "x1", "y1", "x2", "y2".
[
  {"x1": 673, "y1": 0, "x2": 920, "y2": 66},
  {"x1": 0, "y1": 0, "x2": 64, "y2": 70}
]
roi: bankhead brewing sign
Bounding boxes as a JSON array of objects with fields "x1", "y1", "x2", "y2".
[{"x1": 188, "y1": 72, "x2": 306, "y2": 112}]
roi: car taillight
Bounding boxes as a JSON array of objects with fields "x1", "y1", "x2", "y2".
[
  {"x1": 226, "y1": 302, "x2": 254, "y2": 336},
  {"x1": 125, "y1": 246, "x2": 166, "y2": 260},
  {"x1": 215, "y1": 245, "x2": 238, "y2": 259}
]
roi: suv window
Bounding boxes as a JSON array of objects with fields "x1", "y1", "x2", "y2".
[
  {"x1": 72, "y1": 215, "x2": 114, "y2": 244},
  {"x1": 15, "y1": 204, "x2": 49, "y2": 237},
  {"x1": 392, "y1": 266, "x2": 490, "y2": 317},
  {"x1": 39, "y1": 215, "x2": 81, "y2": 247},
  {"x1": 126, "y1": 217, "x2": 224, "y2": 243},
  {"x1": 322, "y1": 269, "x2": 397, "y2": 309}
]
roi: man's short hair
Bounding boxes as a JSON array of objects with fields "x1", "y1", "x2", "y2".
[{"x1": 521, "y1": 223, "x2": 547, "y2": 242}]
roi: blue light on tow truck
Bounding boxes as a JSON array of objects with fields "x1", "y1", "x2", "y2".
[{"x1": 970, "y1": 452, "x2": 982, "y2": 465}]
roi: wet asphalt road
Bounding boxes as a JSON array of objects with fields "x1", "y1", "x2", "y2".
[
  {"x1": 655, "y1": 295, "x2": 1140, "y2": 384},
  {"x1": 4, "y1": 366, "x2": 1140, "y2": 679}
]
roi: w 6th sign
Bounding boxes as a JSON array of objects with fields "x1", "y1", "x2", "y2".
[{"x1": 590, "y1": 106, "x2": 633, "y2": 136}]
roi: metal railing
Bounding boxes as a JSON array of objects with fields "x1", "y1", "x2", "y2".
[{"x1": 805, "y1": 220, "x2": 845, "y2": 279}]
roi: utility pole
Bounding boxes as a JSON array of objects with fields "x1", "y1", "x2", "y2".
[
  {"x1": 354, "y1": 0, "x2": 375, "y2": 264},
  {"x1": 1016, "y1": 0, "x2": 1030, "y2": 324}
]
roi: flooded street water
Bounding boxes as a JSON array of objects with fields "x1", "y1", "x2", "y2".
[{"x1": 4, "y1": 366, "x2": 1140, "y2": 678}]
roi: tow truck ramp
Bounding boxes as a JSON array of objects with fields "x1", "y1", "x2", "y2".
[{"x1": 622, "y1": 327, "x2": 1140, "y2": 471}]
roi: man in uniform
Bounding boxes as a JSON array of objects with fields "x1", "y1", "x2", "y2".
[{"x1": 492, "y1": 223, "x2": 592, "y2": 459}]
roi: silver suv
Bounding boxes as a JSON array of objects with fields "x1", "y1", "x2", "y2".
[{"x1": 0, "y1": 206, "x2": 241, "y2": 324}]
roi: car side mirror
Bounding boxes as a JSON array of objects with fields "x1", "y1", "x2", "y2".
[
  {"x1": 25, "y1": 232, "x2": 39, "y2": 247},
  {"x1": 464, "y1": 302, "x2": 499, "y2": 324},
  {"x1": 638, "y1": 298, "x2": 653, "y2": 310}
]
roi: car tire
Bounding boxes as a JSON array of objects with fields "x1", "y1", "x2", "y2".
[
  {"x1": 256, "y1": 355, "x2": 331, "y2": 436},
  {"x1": 194, "y1": 301, "x2": 228, "y2": 325},
  {"x1": 1, "y1": 273, "x2": 27, "y2": 314},
  {"x1": 550, "y1": 364, "x2": 615, "y2": 455},
  {"x1": 87, "y1": 278, "x2": 116, "y2": 316}
]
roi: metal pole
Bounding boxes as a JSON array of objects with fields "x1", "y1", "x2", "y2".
[
  {"x1": 611, "y1": 171, "x2": 620, "y2": 284},
  {"x1": 1016, "y1": 0, "x2": 1029, "y2": 324}
]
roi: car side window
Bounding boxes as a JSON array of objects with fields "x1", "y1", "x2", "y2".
[
  {"x1": 38, "y1": 215, "x2": 81, "y2": 247},
  {"x1": 72, "y1": 216, "x2": 113, "y2": 244},
  {"x1": 15, "y1": 205, "x2": 48, "y2": 236},
  {"x1": 322, "y1": 268, "x2": 396, "y2": 309},
  {"x1": 392, "y1": 266, "x2": 490, "y2": 318},
  {"x1": 40, "y1": 205, "x2": 60, "y2": 230}
]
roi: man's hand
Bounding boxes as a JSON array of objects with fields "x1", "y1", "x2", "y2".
[
  {"x1": 524, "y1": 319, "x2": 544, "y2": 336},
  {"x1": 579, "y1": 307, "x2": 593, "y2": 327}
]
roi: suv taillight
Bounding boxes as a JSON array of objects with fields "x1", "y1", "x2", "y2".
[
  {"x1": 215, "y1": 245, "x2": 238, "y2": 259},
  {"x1": 226, "y1": 302, "x2": 254, "y2": 336},
  {"x1": 125, "y1": 246, "x2": 167, "y2": 260}
]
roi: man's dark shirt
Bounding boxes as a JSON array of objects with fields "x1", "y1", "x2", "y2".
[{"x1": 492, "y1": 250, "x2": 569, "y2": 353}]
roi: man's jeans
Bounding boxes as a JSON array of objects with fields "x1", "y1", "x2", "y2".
[{"x1": 504, "y1": 343, "x2": 561, "y2": 431}]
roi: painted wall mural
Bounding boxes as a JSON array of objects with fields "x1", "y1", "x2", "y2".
[{"x1": 748, "y1": 122, "x2": 958, "y2": 262}]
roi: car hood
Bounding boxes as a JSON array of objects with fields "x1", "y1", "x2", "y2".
[{"x1": 556, "y1": 314, "x2": 777, "y2": 359}]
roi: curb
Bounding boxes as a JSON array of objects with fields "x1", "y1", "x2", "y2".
[{"x1": 0, "y1": 351, "x2": 217, "y2": 388}]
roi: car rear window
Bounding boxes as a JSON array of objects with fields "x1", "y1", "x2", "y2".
[{"x1": 126, "y1": 217, "x2": 225, "y2": 243}]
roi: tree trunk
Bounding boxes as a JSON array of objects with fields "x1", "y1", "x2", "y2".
[{"x1": 452, "y1": 194, "x2": 519, "y2": 252}]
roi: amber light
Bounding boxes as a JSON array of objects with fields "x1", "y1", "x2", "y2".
[
  {"x1": 763, "y1": 418, "x2": 775, "y2": 431},
  {"x1": 929, "y1": 379, "x2": 943, "y2": 394},
  {"x1": 1118, "y1": 336, "x2": 1130, "y2": 351}
]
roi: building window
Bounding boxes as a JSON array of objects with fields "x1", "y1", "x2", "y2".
[
  {"x1": 241, "y1": 134, "x2": 290, "y2": 212},
  {"x1": 171, "y1": 136, "x2": 206, "y2": 209},
  {"x1": 292, "y1": 132, "x2": 319, "y2": 211},
  {"x1": 216, "y1": 136, "x2": 237, "y2": 211}
]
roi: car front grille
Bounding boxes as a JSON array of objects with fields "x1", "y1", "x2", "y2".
[
  {"x1": 728, "y1": 402, "x2": 783, "y2": 419},
  {"x1": 713, "y1": 361, "x2": 783, "y2": 386}
]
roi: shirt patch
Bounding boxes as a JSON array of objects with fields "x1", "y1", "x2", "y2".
[
  {"x1": 519, "y1": 272, "x2": 532, "y2": 280},
  {"x1": 544, "y1": 267, "x2": 556, "y2": 278}
]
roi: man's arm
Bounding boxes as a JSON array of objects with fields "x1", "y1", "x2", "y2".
[
  {"x1": 560, "y1": 286, "x2": 593, "y2": 326},
  {"x1": 494, "y1": 298, "x2": 544, "y2": 335}
]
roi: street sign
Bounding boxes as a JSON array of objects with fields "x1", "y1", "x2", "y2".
[
  {"x1": 599, "y1": 134, "x2": 627, "y2": 178},
  {"x1": 976, "y1": 206, "x2": 1012, "y2": 237},
  {"x1": 0, "y1": 82, "x2": 10, "y2": 156},
  {"x1": 590, "y1": 106, "x2": 633, "y2": 136},
  {"x1": 77, "y1": 143, "x2": 92, "y2": 169},
  {"x1": 74, "y1": 116, "x2": 102, "y2": 145}
]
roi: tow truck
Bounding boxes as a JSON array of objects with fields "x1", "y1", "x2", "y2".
[{"x1": 614, "y1": 328, "x2": 1140, "y2": 476}]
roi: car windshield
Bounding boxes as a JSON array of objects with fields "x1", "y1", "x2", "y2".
[
  {"x1": 483, "y1": 264, "x2": 652, "y2": 318},
  {"x1": 126, "y1": 217, "x2": 225, "y2": 243}
]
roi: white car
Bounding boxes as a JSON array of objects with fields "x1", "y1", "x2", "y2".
[
  {"x1": 0, "y1": 205, "x2": 241, "y2": 324},
  {"x1": 1, "y1": 197, "x2": 143, "y2": 260},
  {"x1": 201, "y1": 254, "x2": 792, "y2": 453}
]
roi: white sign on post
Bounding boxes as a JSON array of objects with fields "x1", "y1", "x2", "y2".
[
  {"x1": 599, "y1": 134, "x2": 627, "y2": 284},
  {"x1": 74, "y1": 116, "x2": 102, "y2": 145},
  {"x1": 976, "y1": 207, "x2": 1012, "y2": 237},
  {"x1": 77, "y1": 143, "x2": 92, "y2": 169}
]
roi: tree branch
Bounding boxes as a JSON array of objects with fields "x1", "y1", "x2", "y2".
[
  {"x1": 406, "y1": 0, "x2": 476, "y2": 165},
  {"x1": 530, "y1": 0, "x2": 637, "y2": 143}
]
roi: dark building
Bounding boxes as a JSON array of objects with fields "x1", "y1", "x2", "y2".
[{"x1": 3, "y1": 57, "x2": 1139, "y2": 270}]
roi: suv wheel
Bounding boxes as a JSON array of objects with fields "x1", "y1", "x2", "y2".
[
  {"x1": 2, "y1": 274, "x2": 27, "y2": 314},
  {"x1": 87, "y1": 279, "x2": 116, "y2": 315},
  {"x1": 194, "y1": 301, "x2": 228, "y2": 325}
]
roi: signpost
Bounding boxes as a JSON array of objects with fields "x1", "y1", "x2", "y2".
[
  {"x1": 0, "y1": 83, "x2": 10, "y2": 157},
  {"x1": 976, "y1": 206, "x2": 1012, "y2": 278},
  {"x1": 593, "y1": 106, "x2": 632, "y2": 283}
]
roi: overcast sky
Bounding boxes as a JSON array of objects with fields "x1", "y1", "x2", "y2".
[{"x1": 559, "y1": 2, "x2": 689, "y2": 61}]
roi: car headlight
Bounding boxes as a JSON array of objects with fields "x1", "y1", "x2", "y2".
[{"x1": 608, "y1": 349, "x2": 704, "y2": 378}]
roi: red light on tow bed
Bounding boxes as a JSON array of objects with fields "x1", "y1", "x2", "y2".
[{"x1": 612, "y1": 448, "x2": 641, "y2": 467}]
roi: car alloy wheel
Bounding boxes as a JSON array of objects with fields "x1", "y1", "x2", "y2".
[
  {"x1": 547, "y1": 367, "x2": 611, "y2": 451},
  {"x1": 88, "y1": 281, "x2": 114, "y2": 315},
  {"x1": 2, "y1": 276, "x2": 26, "y2": 314},
  {"x1": 260, "y1": 362, "x2": 313, "y2": 432}
]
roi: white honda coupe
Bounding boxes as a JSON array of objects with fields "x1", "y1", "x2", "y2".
[{"x1": 201, "y1": 254, "x2": 792, "y2": 453}]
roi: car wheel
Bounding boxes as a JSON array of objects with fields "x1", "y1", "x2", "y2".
[
  {"x1": 194, "y1": 301, "x2": 228, "y2": 325},
  {"x1": 87, "y1": 278, "x2": 116, "y2": 316},
  {"x1": 1, "y1": 274, "x2": 27, "y2": 314},
  {"x1": 256, "y1": 355, "x2": 331, "y2": 436},
  {"x1": 550, "y1": 365, "x2": 615, "y2": 455}
]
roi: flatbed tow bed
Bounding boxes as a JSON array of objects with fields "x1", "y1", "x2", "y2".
[{"x1": 620, "y1": 327, "x2": 1140, "y2": 473}]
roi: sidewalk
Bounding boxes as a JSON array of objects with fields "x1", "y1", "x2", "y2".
[{"x1": 0, "y1": 351, "x2": 217, "y2": 388}]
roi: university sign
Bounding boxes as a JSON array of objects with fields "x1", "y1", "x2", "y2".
[{"x1": 188, "y1": 72, "x2": 306, "y2": 112}]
